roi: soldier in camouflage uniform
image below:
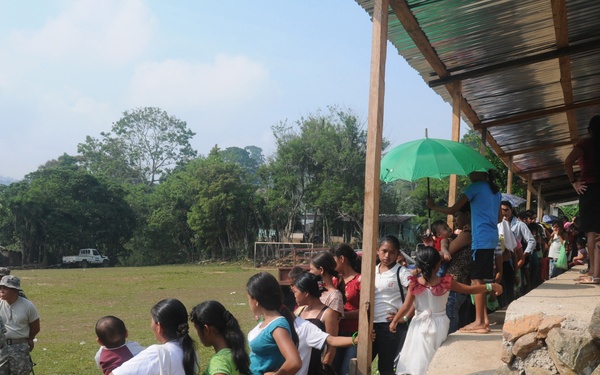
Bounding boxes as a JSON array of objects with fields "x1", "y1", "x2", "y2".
[{"x1": 0, "y1": 275, "x2": 40, "y2": 375}]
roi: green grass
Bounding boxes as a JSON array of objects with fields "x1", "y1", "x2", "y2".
[{"x1": 20, "y1": 263, "x2": 265, "y2": 375}]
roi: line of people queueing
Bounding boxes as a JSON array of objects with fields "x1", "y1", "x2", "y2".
[{"x1": 94, "y1": 239, "x2": 503, "y2": 375}]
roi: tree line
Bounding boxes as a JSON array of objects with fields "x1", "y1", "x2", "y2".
[{"x1": 0, "y1": 106, "x2": 515, "y2": 266}]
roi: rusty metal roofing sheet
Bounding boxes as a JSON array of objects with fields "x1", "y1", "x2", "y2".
[{"x1": 354, "y1": 0, "x2": 600, "y2": 203}]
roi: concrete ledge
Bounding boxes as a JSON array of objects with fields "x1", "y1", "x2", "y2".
[{"x1": 427, "y1": 266, "x2": 597, "y2": 375}]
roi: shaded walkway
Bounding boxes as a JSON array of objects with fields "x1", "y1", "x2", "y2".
[{"x1": 428, "y1": 265, "x2": 597, "y2": 374}]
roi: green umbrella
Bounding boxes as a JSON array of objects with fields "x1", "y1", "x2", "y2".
[
  {"x1": 380, "y1": 137, "x2": 496, "y2": 224},
  {"x1": 381, "y1": 138, "x2": 495, "y2": 183}
]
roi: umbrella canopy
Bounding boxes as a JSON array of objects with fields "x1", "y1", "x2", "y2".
[
  {"x1": 501, "y1": 193, "x2": 527, "y2": 207},
  {"x1": 542, "y1": 214, "x2": 560, "y2": 224},
  {"x1": 380, "y1": 138, "x2": 496, "y2": 183}
]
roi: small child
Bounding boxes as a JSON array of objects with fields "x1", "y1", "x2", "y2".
[
  {"x1": 569, "y1": 237, "x2": 588, "y2": 268},
  {"x1": 548, "y1": 221, "x2": 565, "y2": 278},
  {"x1": 430, "y1": 220, "x2": 453, "y2": 262},
  {"x1": 94, "y1": 316, "x2": 144, "y2": 375},
  {"x1": 390, "y1": 247, "x2": 502, "y2": 375},
  {"x1": 430, "y1": 220, "x2": 453, "y2": 277}
]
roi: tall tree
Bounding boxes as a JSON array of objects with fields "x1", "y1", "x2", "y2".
[
  {"x1": 78, "y1": 107, "x2": 197, "y2": 185},
  {"x1": 187, "y1": 147, "x2": 258, "y2": 259},
  {"x1": 263, "y1": 107, "x2": 370, "y2": 243},
  {"x1": 1, "y1": 158, "x2": 135, "y2": 265}
]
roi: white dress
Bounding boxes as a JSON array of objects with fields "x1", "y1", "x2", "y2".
[{"x1": 396, "y1": 275, "x2": 451, "y2": 375}]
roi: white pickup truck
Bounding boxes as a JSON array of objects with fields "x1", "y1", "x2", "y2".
[{"x1": 62, "y1": 248, "x2": 110, "y2": 268}]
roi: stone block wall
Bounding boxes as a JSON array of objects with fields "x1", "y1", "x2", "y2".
[{"x1": 496, "y1": 304, "x2": 600, "y2": 375}]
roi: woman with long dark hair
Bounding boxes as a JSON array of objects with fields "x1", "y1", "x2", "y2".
[
  {"x1": 309, "y1": 252, "x2": 345, "y2": 318},
  {"x1": 565, "y1": 114, "x2": 600, "y2": 284},
  {"x1": 292, "y1": 272, "x2": 338, "y2": 373},
  {"x1": 246, "y1": 272, "x2": 300, "y2": 375},
  {"x1": 110, "y1": 298, "x2": 197, "y2": 375},
  {"x1": 190, "y1": 300, "x2": 250, "y2": 375},
  {"x1": 331, "y1": 243, "x2": 361, "y2": 375}
]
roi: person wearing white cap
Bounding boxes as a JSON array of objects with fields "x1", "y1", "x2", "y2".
[{"x1": 0, "y1": 275, "x2": 40, "y2": 375}]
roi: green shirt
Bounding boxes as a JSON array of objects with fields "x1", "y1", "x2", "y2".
[{"x1": 203, "y1": 348, "x2": 240, "y2": 375}]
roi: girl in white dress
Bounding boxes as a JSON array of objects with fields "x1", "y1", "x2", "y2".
[{"x1": 390, "y1": 247, "x2": 502, "y2": 375}]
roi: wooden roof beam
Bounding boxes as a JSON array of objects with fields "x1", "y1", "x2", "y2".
[
  {"x1": 473, "y1": 97, "x2": 600, "y2": 131},
  {"x1": 428, "y1": 38, "x2": 600, "y2": 88},
  {"x1": 387, "y1": 0, "x2": 508, "y2": 178},
  {"x1": 551, "y1": 0, "x2": 578, "y2": 142},
  {"x1": 388, "y1": 0, "x2": 484, "y2": 130},
  {"x1": 500, "y1": 140, "x2": 573, "y2": 157},
  {"x1": 522, "y1": 162, "x2": 571, "y2": 175}
]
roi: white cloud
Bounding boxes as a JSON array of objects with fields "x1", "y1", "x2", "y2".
[
  {"x1": 128, "y1": 54, "x2": 277, "y2": 110},
  {"x1": 7, "y1": 0, "x2": 154, "y2": 66}
]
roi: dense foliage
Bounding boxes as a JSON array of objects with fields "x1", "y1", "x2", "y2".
[
  {"x1": 1, "y1": 107, "x2": 519, "y2": 266},
  {"x1": 1, "y1": 106, "x2": 392, "y2": 266}
]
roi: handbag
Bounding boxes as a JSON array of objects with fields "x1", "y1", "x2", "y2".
[{"x1": 555, "y1": 243, "x2": 568, "y2": 270}]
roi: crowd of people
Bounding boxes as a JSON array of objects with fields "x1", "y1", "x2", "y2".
[{"x1": 3, "y1": 115, "x2": 597, "y2": 375}]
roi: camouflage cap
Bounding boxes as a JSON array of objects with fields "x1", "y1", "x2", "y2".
[
  {"x1": 0, "y1": 275, "x2": 22, "y2": 291},
  {"x1": 0, "y1": 268, "x2": 9, "y2": 276}
]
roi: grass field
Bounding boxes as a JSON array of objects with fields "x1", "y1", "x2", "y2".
[{"x1": 18, "y1": 263, "x2": 267, "y2": 375}]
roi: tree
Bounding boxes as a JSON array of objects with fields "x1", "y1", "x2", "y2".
[
  {"x1": 187, "y1": 147, "x2": 258, "y2": 259},
  {"x1": 221, "y1": 146, "x2": 265, "y2": 184},
  {"x1": 1, "y1": 158, "x2": 135, "y2": 265},
  {"x1": 78, "y1": 107, "x2": 197, "y2": 185},
  {"x1": 263, "y1": 107, "x2": 370, "y2": 243}
]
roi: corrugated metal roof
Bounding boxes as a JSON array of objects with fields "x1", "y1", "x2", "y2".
[{"x1": 354, "y1": 0, "x2": 600, "y2": 204}]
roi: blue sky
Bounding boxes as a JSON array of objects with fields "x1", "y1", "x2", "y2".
[{"x1": 0, "y1": 1, "x2": 456, "y2": 180}]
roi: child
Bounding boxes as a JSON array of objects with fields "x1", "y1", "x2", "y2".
[
  {"x1": 430, "y1": 220, "x2": 453, "y2": 263},
  {"x1": 548, "y1": 220, "x2": 565, "y2": 278},
  {"x1": 331, "y1": 243, "x2": 361, "y2": 375},
  {"x1": 190, "y1": 300, "x2": 250, "y2": 375},
  {"x1": 110, "y1": 299, "x2": 198, "y2": 375},
  {"x1": 309, "y1": 252, "x2": 345, "y2": 319},
  {"x1": 569, "y1": 237, "x2": 588, "y2": 268},
  {"x1": 95, "y1": 316, "x2": 144, "y2": 375},
  {"x1": 430, "y1": 220, "x2": 453, "y2": 278},
  {"x1": 390, "y1": 247, "x2": 502, "y2": 375},
  {"x1": 246, "y1": 272, "x2": 301, "y2": 375},
  {"x1": 292, "y1": 272, "x2": 338, "y2": 372},
  {"x1": 372, "y1": 235, "x2": 414, "y2": 375},
  {"x1": 279, "y1": 283, "x2": 361, "y2": 375}
]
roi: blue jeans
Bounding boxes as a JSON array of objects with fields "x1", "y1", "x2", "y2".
[
  {"x1": 446, "y1": 291, "x2": 467, "y2": 334},
  {"x1": 332, "y1": 340, "x2": 357, "y2": 375},
  {"x1": 372, "y1": 322, "x2": 408, "y2": 375}
]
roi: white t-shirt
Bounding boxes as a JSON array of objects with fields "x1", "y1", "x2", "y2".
[
  {"x1": 0, "y1": 296, "x2": 39, "y2": 339},
  {"x1": 112, "y1": 341, "x2": 184, "y2": 375},
  {"x1": 373, "y1": 263, "x2": 410, "y2": 323},
  {"x1": 294, "y1": 317, "x2": 329, "y2": 375},
  {"x1": 548, "y1": 234, "x2": 562, "y2": 259}
]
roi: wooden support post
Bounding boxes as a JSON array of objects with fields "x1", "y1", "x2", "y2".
[
  {"x1": 357, "y1": 0, "x2": 388, "y2": 373},
  {"x1": 526, "y1": 175, "x2": 532, "y2": 210},
  {"x1": 448, "y1": 81, "x2": 461, "y2": 227},
  {"x1": 507, "y1": 156, "x2": 513, "y2": 194},
  {"x1": 480, "y1": 127, "x2": 488, "y2": 156},
  {"x1": 537, "y1": 184, "x2": 543, "y2": 219}
]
